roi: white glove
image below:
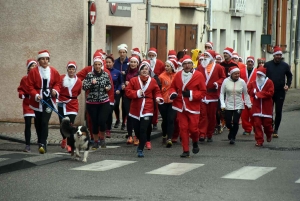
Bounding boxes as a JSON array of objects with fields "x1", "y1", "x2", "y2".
[
  {"x1": 253, "y1": 88, "x2": 256, "y2": 94},
  {"x1": 213, "y1": 82, "x2": 218, "y2": 89}
]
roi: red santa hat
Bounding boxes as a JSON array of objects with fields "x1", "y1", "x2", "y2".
[
  {"x1": 205, "y1": 42, "x2": 214, "y2": 49},
  {"x1": 166, "y1": 58, "x2": 178, "y2": 72},
  {"x1": 204, "y1": 50, "x2": 216, "y2": 60},
  {"x1": 37, "y1": 50, "x2": 50, "y2": 59},
  {"x1": 93, "y1": 49, "x2": 106, "y2": 60},
  {"x1": 26, "y1": 59, "x2": 37, "y2": 69},
  {"x1": 148, "y1": 47, "x2": 157, "y2": 56},
  {"x1": 168, "y1": 50, "x2": 177, "y2": 59},
  {"x1": 128, "y1": 56, "x2": 140, "y2": 64},
  {"x1": 93, "y1": 57, "x2": 104, "y2": 66},
  {"x1": 66, "y1": 61, "x2": 77, "y2": 70},
  {"x1": 223, "y1": 47, "x2": 234, "y2": 57},
  {"x1": 139, "y1": 59, "x2": 151, "y2": 71},
  {"x1": 228, "y1": 66, "x2": 240, "y2": 75},
  {"x1": 181, "y1": 55, "x2": 193, "y2": 64},
  {"x1": 232, "y1": 52, "x2": 239, "y2": 59},
  {"x1": 178, "y1": 58, "x2": 184, "y2": 66},
  {"x1": 273, "y1": 46, "x2": 283, "y2": 55},
  {"x1": 118, "y1": 44, "x2": 128, "y2": 52},
  {"x1": 246, "y1": 56, "x2": 255, "y2": 63},
  {"x1": 199, "y1": 53, "x2": 205, "y2": 60},
  {"x1": 131, "y1": 48, "x2": 141, "y2": 57},
  {"x1": 215, "y1": 53, "x2": 222, "y2": 59},
  {"x1": 257, "y1": 67, "x2": 266, "y2": 77}
]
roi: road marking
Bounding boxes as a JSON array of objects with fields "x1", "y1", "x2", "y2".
[
  {"x1": 222, "y1": 166, "x2": 276, "y2": 180},
  {"x1": 146, "y1": 163, "x2": 204, "y2": 176},
  {"x1": 295, "y1": 178, "x2": 300, "y2": 183},
  {"x1": 71, "y1": 160, "x2": 136, "y2": 171}
]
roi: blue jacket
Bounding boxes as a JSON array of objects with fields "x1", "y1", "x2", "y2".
[
  {"x1": 113, "y1": 57, "x2": 128, "y2": 73},
  {"x1": 107, "y1": 68, "x2": 123, "y2": 92}
]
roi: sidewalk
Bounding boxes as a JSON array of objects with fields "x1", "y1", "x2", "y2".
[{"x1": 0, "y1": 88, "x2": 299, "y2": 146}]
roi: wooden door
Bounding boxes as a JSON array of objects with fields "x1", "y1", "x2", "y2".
[
  {"x1": 150, "y1": 23, "x2": 167, "y2": 61},
  {"x1": 175, "y1": 24, "x2": 198, "y2": 57}
]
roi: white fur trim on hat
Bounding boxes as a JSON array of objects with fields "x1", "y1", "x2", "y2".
[
  {"x1": 246, "y1": 58, "x2": 255, "y2": 63},
  {"x1": 27, "y1": 61, "x2": 37, "y2": 69},
  {"x1": 67, "y1": 63, "x2": 77, "y2": 69},
  {"x1": 131, "y1": 51, "x2": 141, "y2": 57},
  {"x1": 182, "y1": 58, "x2": 193, "y2": 64},
  {"x1": 168, "y1": 55, "x2": 177, "y2": 59},
  {"x1": 257, "y1": 71, "x2": 266, "y2": 77},
  {"x1": 93, "y1": 57, "x2": 103, "y2": 65},
  {"x1": 166, "y1": 60, "x2": 175, "y2": 71},
  {"x1": 118, "y1": 44, "x2": 128, "y2": 52},
  {"x1": 232, "y1": 54, "x2": 239, "y2": 59},
  {"x1": 148, "y1": 51, "x2": 157, "y2": 56},
  {"x1": 229, "y1": 68, "x2": 240, "y2": 75},
  {"x1": 273, "y1": 51, "x2": 283, "y2": 55},
  {"x1": 130, "y1": 57, "x2": 139, "y2": 64},
  {"x1": 223, "y1": 50, "x2": 232, "y2": 57},
  {"x1": 204, "y1": 52, "x2": 213, "y2": 60},
  {"x1": 37, "y1": 52, "x2": 50, "y2": 59}
]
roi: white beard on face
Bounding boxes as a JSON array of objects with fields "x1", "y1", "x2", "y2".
[
  {"x1": 256, "y1": 76, "x2": 266, "y2": 88},
  {"x1": 63, "y1": 74, "x2": 76, "y2": 88},
  {"x1": 201, "y1": 58, "x2": 211, "y2": 68},
  {"x1": 148, "y1": 57, "x2": 157, "y2": 68},
  {"x1": 39, "y1": 66, "x2": 50, "y2": 80},
  {"x1": 182, "y1": 70, "x2": 192, "y2": 83}
]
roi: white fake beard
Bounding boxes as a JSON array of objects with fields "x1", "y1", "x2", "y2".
[
  {"x1": 201, "y1": 58, "x2": 211, "y2": 68},
  {"x1": 256, "y1": 76, "x2": 266, "y2": 87},
  {"x1": 40, "y1": 66, "x2": 50, "y2": 80},
  {"x1": 63, "y1": 74, "x2": 76, "y2": 88},
  {"x1": 182, "y1": 70, "x2": 192, "y2": 83},
  {"x1": 148, "y1": 57, "x2": 157, "y2": 68}
]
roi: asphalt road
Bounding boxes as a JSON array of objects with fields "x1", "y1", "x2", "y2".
[{"x1": 0, "y1": 110, "x2": 300, "y2": 201}]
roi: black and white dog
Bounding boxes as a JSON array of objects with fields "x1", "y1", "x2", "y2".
[{"x1": 60, "y1": 117, "x2": 90, "y2": 162}]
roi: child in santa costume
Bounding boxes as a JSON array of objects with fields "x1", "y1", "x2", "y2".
[
  {"x1": 197, "y1": 50, "x2": 226, "y2": 142},
  {"x1": 18, "y1": 59, "x2": 37, "y2": 152},
  {"x1": 77, "y1": 49, "x2": 114, "y2": 145},
  {"x1": 125, "y1": 60, "x2": 164, "y2": 157},
  {"x1": 27, "y1": 50, "x2": 61, "y2": 154},
  {"x1": 158, "y1": 58, "x2": 178, "y2": 147},
  {"x1": 169, "y1": 55, "x2": 206, "y2": 157},
  {"x1": 147, "y1": 47, "x2": 165, "y2": 130},
  {"x1": 220, "y1": 66, "x2": 252, "y2": 145},
  {"x1": 240, "y1": 56, "x2": 257, "y2": 135},
  {"x1": 58, "y1": 61, "x2": 82, "y2": 153},
  {"x1": 248, "y1": 67, "x2": 274, "y2": 146}
]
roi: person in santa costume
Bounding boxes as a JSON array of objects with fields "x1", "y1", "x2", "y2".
[
  {"x1": 257, "y1": 58, "x2": 266, "y2": 68},
  {"x1": 77, "y1": 49, "x2": 114, "y2": 145},
  {"x1": 147, "y1": 47, "x2": 165, "y2": 130},
  {"x1": 220, "y1": 47, "x2": 239, "y2": 76},
  {"x1": 215, "y1": 53, "x2": 223, "y2": 64},
  {"x1": 168, "y1": 50, "x2": 177, "y2": 60},
  {"x1": 82, "y1": 57, "x2": 112, "y2": 150},
  {"x1": 205, "y1": 42, "x2": 213, "y2": 51},
  {"x1": 58, "y1": 61, "x2": 82, "y2": 153},
  {"x1": 131, "y1": 47, "x2": 142, "y2": 63},
  {"x1": 197, "y1": 50, "x2": 226, "y2": 142},
  {"x1": 27, "y1": 50, "x2": 61, "y2": 154},
  {"x1": 248, "y1": 67, "x2": 274, "y2": 146},
  {"x1": 169, "y1": 55, "x2": 206, "y2": 157},
  {"x1": 18, "y1": 59, "x2": 37, "y2": 152},
  {"x1": 220, "y1": 66, "x2": 252, "y2": 145},
  {"x1": 158, "y1": 58, "x2": 178, "y2": 147},
  {"x1": 232, "y1": 52, "x2": 246, "y2": 70},
  {"x1": 240, "y1": 56, "x2": 257, "y2": 135},
  {"x1": 125, "y1": 60, "x2": 164, "y2": 157}
]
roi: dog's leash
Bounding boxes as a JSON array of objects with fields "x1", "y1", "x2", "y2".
[{"x1": 40, "y1": 99, "x2": 64, "y2": 119}]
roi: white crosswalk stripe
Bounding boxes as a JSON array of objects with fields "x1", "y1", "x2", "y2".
[
  {"x1": 295, "y1": 178, "x2": 300, "y2": 183},
  {"x1": 221, "y1": 166, "x2": 276, "y2": 180},
  {"x1": 71, "y1": 160, "x2": 136, "y2": 171},
  {"x1": 146, "y1": 163, "x2": 204, "y2": 176}
]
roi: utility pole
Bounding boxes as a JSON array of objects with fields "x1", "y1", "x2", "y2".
[
  {"x1": 88, "y1": 0, "x2": 92, "y2": 66},
  {"x1": 295, "y1": 0, "x2": 300, "y2": 88},
  {"x1": 147, "y1": 0, "x2": 151, "y2": 51}
]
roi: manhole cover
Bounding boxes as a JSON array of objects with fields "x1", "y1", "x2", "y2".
[{"x1": 264, "y1": 147, "x2": 300, "y2": 151}]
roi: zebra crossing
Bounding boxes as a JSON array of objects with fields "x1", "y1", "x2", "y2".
[{"x1": 70, "y1": 159, "x2": 300, "y2": 183}]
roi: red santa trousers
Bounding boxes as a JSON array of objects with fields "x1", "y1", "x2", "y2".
[
  {"x1": 172, "y1": 116, "x2": 180, "y2": 141},
  {"x1": 241, "y1": 107, "x2": 253, "y2": 133},
  {"x1": 253, "y1": 116, "x2": 273, "y2": 144},
  {"x1": 177, "y1": 111, "x2": 199, "y2": 152},
  {"x1": 199, "y1": 102, "x2": 218, "y2": 139}
]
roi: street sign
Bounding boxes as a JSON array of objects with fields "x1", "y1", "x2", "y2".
[
  {"x1": 107, "y1": 0, "x2": 144, "y2": 3},
  {"x1": 90, "y1": 2, "x2": 96, "y2": 25}
]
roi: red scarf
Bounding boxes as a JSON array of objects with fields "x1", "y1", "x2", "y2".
[{"x1": 140, "y1": 75, "x2": 149, "y2": 83}]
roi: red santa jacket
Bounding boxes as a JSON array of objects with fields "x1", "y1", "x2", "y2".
[
  {"x1": 151, "y1": 59, "x2": 165, "y2": 76},
  {"x1": 17, "y1": 76, "x2": 35, "y2": 116},
  {"x1": 58, "y1": 74, "x2": 82, "y2": 115},
  {"x1": 125, "y1": 76, "x2": 163, "y2": 120},
  {"x1": 169, "y1": 70, "x2": 206, "y2": 114},
  {"x1": 197, "y1": 62, "x2": 226, "y2": 101},
  {"x1": 240, "y1": 67, "x2": 257, "y2": 85},
  {"x1": 77, "y1": 66, "x2": 114, "y2": 106},
  {"x1": 248, "y1": 78, "x2": 274, "y2": 118},
  {"x1": 27, "y1": 66, "x2": 60, "y2": 112}
]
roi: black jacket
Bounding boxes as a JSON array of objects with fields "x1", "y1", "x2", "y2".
[
  {"x1": 264, "y1": 60, "x2": 292, "y2": 90},
  {"x1": 220, "y1": 60, "x2": 239, "y2": 76}
]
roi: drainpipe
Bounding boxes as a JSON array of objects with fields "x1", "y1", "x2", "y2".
[
  {"x1": 272, "y1": 0, "x2": 277, "y2": 47},
  {"x1": 289, "y1": 0, "x2": 295, "y2": 68},
  {"x1": 262, "y1": 0, "x2": 268, "y2": 58},
  {"x1": 208, "y1": 0, "x2": 212, "y2": 42},
  {"x1": 295, "y1": 0, "x2": 300, "y2": 88},
  {"x1": 147, "y1": 0, "x2": 151, "y2": 51}
]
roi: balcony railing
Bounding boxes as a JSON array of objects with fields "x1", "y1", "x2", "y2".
[{"x1": 230, "y1": 0, "x2": 246, "y2": 16}]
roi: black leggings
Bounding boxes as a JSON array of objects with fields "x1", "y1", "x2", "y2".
[
  {"x1": 58, "y1": 105, "x2": 76, "y2": 150},
  {"x1": 225, "y1": 109, "x2": 242, "y2": 140},
  {"x1": 34, "y1": 100, "x2": 53, "y2": 145},
  {"x1": 132, "y1": 116, "x2": 152, "y2": 150},
  {"x1": 123, "y1": 96, "x2": 133, "y2": 136},
  {"x1": 158, "y1": 103, "x2": 176, "y2": 139},
  {"x1": 87, "y1": 102, "x2": 110, "y2": 134},
  {"x1": 121, "y1": 90, "x2": 127, "y2": 123},
  {"x1": 272, "y1": 90, "x2": 286, "y2": 131},
  {"x1": 114, "y1": 93, "x2": 121, "y2": 120},
  {"x1": 106, "y1": 105, "x2": 114, "y2": 130},
  {"x1": 24, "y1": 116, "x2": 36, "y2": 145}
]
